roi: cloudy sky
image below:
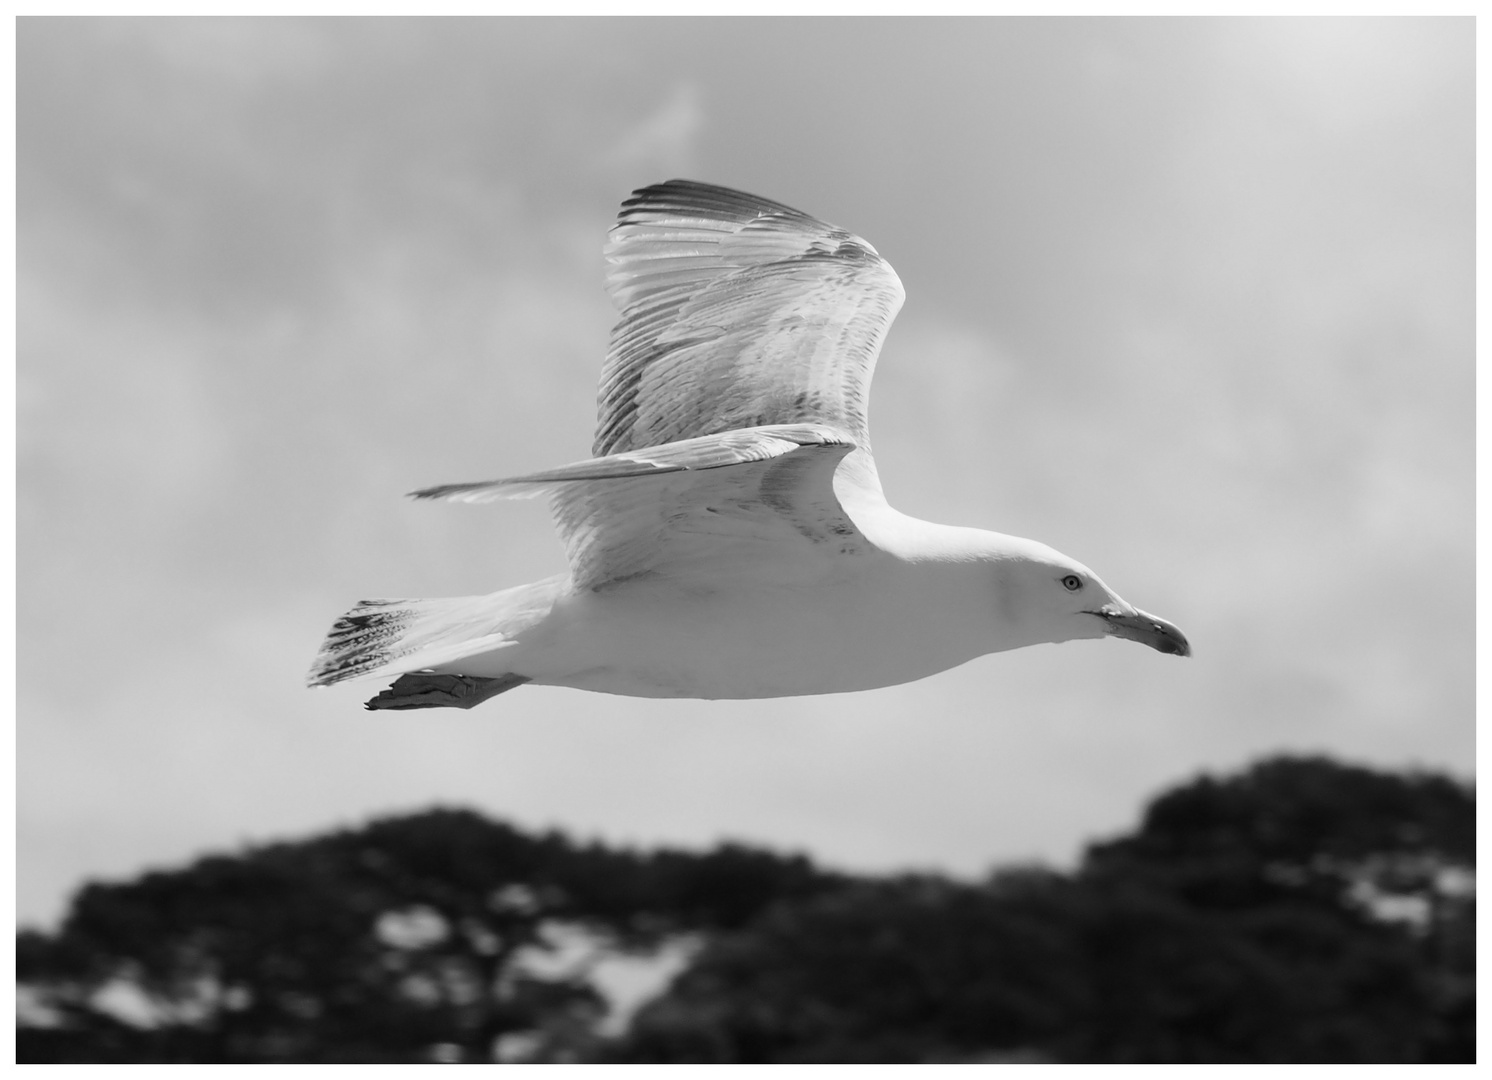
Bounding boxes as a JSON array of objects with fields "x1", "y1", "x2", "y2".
[{"x1": 17, "y1": 18, "x2": 1473, "y2": 927}]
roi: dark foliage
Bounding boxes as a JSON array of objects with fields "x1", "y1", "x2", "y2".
[
  {"x1": 1086, "y1": 755, "x2": 1474, "y2": 912},
  {"x1": 18, "y1": 756, "x2": 1474, "y2": 1063},
  {"x1": 16, "y1": 809, "x2": 842, "y2": 1063},
  {"x1": 611, "y1": 756, "x2": 1474, "y2": 1063},
  {"x1": 1076, "y1": 756, "x2": 1476, "y2": 1063}
]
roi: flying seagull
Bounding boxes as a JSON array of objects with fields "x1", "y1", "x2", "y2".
[{"x1": 308, "y1": 180, "x2": 1189, "y2": 710}]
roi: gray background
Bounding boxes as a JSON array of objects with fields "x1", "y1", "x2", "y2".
[{"x1": 18, "y1": 17, "x2": 1473, "y2": 927}]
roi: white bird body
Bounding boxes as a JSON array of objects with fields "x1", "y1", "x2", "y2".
[
  {"x1": 309, "y1": 181, "x2": 1188, "y2": 710},
  {"x1": 426, "y1": 524, "x2": 1100, "y2": 701}
]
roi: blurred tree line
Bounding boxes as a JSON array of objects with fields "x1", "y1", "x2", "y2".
[{"x1": 17, "y1": 755, "x2": 1474, "y2": 1063}]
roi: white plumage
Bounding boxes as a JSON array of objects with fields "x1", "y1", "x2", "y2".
[{"x1": 309, "y1": 180, "x2": 1188, "y2": 711}]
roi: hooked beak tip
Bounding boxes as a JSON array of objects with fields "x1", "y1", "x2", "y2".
[{"x1": 1093, "y1": 605, "x2": 1191, "y2": 658}]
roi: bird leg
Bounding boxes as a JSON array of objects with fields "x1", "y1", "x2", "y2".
[{"x1": 364, "y1": 672, "x2": 530, "y2": 711}]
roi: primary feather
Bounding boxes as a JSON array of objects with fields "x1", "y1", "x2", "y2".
[{"x1": 598, "y1": 180, "x2": 904, "y2": 457}]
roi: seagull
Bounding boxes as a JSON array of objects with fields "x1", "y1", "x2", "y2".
[{"x1": 308, "y1": 180, "x2": 1189, "y2": 711}]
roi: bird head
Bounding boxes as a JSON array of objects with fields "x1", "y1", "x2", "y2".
[{"x1": 988, "y1": 538, "x2": 1191, "y2": 658}]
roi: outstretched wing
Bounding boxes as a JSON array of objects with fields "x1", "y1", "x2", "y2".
[
  {"x1": 414, "y1": 425, "x2": 867, "y2": 591},
  {"x1": 597, "y1": 180, "x2": 905, "y2": 460},
  {"x1": 415, "y1": 182, "x2": 900, "y2": 590}
]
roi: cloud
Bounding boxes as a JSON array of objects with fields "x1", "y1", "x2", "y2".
[
  {"x1": 17, "y1": 19, "x2": 1472, "y2": 929},
  {"x1": 602, "y1": 82, "x2": 703, "y2": 177}
]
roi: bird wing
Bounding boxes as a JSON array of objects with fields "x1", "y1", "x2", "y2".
[
  {"x1": 413, "y1": 424, "x2": 867, "y2": 590},
  {"x1": 416, "y1": 182, "x2": 901, "y2": 590},
  {"x1": 596, "y1": 180, "x2": 906, "y2": 463}
]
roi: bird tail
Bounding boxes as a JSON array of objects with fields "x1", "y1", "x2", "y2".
[{"x1": 306, "y1": 575, "x2": 565, "y2": 692}]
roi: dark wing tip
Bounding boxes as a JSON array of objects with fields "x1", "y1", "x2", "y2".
[
  {"x1": 407, "y1": 482, "x2": 471, "y2": 501},
  {"x1": 619, "y1": 179, "x2": 815, "y2": 227}
]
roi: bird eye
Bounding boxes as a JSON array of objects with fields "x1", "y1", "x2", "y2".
[{"x1": 1061, "y1": 574, "x2": 1083, "y2": 592}]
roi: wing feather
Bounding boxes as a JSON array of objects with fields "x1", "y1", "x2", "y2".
[
  {"x1": 413, "y1": 425, "x2": 864, "y2": 589},
  {"x1": 597, "y1": 180, "x2": 905, "y2": 459},
  {"x1": 415, "y1": 182, "x2": 902, "y2": 591}
]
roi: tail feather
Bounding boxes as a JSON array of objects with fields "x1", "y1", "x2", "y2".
[{"x1": 306, "y1": 576, "x2": 565, "y2": 689}]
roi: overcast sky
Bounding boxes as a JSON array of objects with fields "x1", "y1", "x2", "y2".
[{"x1": 17, "y1": 17, "x2": 1473, "y2": 927}]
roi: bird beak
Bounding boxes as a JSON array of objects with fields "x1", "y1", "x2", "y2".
[{"x1": 1091, "y1": 604, "x2": 1191, "y2": 657}]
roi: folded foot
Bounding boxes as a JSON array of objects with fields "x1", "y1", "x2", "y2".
[{"x1": 365, "y1": 672, "x2": 530, "y2": 711}]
